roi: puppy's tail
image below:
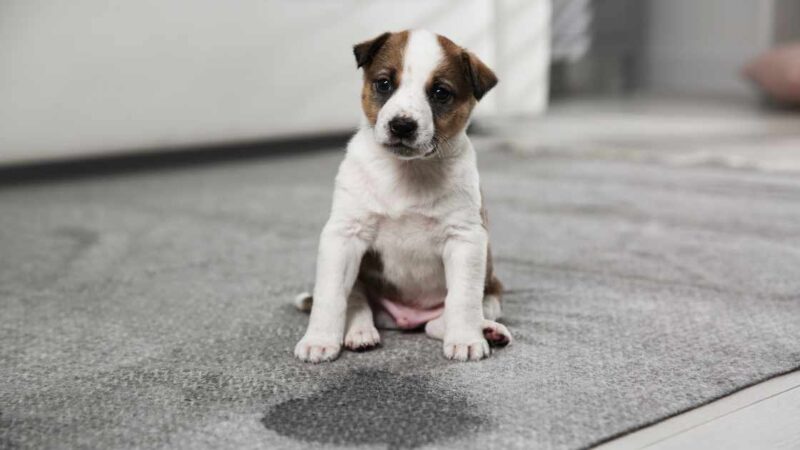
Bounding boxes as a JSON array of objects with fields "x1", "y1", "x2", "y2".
[{"x1": 293, "y1": 292, "x2": 313, "y2": 313}]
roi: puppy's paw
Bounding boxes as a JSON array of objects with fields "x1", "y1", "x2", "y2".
[
  {"x1": 483, "y1": 320, "x2": 512, "y2": 347},
  {"x1": 443, "y1": 338, "x2": 491, "y2": 362},
  {"x1": 294, "y1": 335, "x2": 342, "y2": 363},
  {"x1": 344, "y1": 325, "x2": 381, "y2": 351}
]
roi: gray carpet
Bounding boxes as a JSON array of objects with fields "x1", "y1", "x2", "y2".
[{"x1": 1, "y1": 141, "x2": 799, "y2": 450}]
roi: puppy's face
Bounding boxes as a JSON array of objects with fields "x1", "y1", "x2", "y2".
[{"x1": 354, "y1": 30, "x2": 497, "y2": 160}]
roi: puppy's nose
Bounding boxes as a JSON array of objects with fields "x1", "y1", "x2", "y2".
[{"x1": 388, "y1": 117, "x2": 418, "y2": 139}]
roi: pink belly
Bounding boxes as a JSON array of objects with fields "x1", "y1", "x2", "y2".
[{"x1": 375, "y1": 297, "x2": 444, "y2": 330}]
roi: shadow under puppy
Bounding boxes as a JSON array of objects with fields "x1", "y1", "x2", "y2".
[{"x1": 295, "y1": 29, "x2": 512, "y2": 363}]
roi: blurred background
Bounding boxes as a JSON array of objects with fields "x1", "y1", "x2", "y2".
[{"x1": 2, "y1": 0, "x2": 798, "y2": 166}]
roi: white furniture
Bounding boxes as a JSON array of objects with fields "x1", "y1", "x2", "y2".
[{"x1": 0, "y1": 0, "x2": 550, "y2": 165}]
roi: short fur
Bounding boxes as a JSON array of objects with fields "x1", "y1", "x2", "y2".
[{"x1": 295, "y1": 30, "x2": 511, "y2": 363}]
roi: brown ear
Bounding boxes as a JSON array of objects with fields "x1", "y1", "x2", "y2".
[
  {"x1": 460, "y1": 51, "x2": 498, "y2": 100},
  {"x1": 353, "y1": 32, "x2": 391, "y2": 68}
]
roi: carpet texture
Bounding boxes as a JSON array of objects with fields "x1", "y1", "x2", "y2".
[{"x1": 1, "y1": 141, "x2": 799, "y2": 449}]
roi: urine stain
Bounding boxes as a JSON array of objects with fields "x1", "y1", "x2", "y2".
[
  {"x1": 54, "y1": 226, "x2": 99, "y2": 251},
  {"x1": 261, "y1": 369, "x2": 486, "y2": 449}
]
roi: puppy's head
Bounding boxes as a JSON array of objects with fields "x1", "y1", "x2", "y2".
[{"x1": 354, "y1": 30, "x2": 497, "y2": 160}]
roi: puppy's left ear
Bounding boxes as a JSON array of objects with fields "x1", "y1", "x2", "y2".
[
  {"x1": 460, "y1": 51, "x2": 498, "y2": 101},
  {"x1": 353, "y1": 32, "x2": 391, "y2": 68}
]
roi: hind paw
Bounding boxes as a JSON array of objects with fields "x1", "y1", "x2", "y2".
[{"x1": 483, "y1": 320, "x2": 512, "y2": 347}]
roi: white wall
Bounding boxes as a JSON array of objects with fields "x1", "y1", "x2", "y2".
[
  {"x1": 0, "y1": 0, "x2": 550, "y2": 165},
  {"x1": 494, "y1": 0, "x2": 551, "y2": 115}
]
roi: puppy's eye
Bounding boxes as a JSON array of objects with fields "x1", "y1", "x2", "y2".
[
  {"x1": 431, "y1": 85, "x2": 452, "y2": 103},
  {"x1": 374, "y1": 78, "x2": 393, "y2": 94}
]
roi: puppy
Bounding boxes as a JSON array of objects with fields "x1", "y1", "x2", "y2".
[{"x1": 294, "y1": 29, "x2": 511, "y2": 363}]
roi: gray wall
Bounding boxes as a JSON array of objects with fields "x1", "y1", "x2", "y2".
[
  {"x1": 640, "y1": 0, "x2": 775, "y2": 98},
  {"x1": 773, "y1": 0, "x2": 800, "y2": 43},
  {"x1": 553, "y1": 0, "x2": 800, "y2": 99}
]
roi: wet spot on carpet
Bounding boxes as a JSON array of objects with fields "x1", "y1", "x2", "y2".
[
  {"x1": 261, "y1": 369, "x2": 486, "y2": 449},
  {"x1": 54, "y1": 226, "x2": 99, "y2": 251}
]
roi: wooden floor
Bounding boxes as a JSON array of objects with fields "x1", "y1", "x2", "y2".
[{"x1": 598, "y1": 370, "x2": 800, "y2": 449}]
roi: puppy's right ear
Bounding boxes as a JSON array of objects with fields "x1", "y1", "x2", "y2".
[{"x1": 353, "y1": 32, "x2": 391, "y2": 68}]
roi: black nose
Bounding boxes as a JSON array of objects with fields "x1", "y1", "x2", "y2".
[{"x1": 388, "y1": 117, "x2": 418, "y2": 139}]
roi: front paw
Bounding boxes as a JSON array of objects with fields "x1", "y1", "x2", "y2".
[
  {"x1": 344, "y1": 326, "x2": 381, "y2": 351},
  {"x1": 294, "y1": 335, "x2": 342, "y2": 363},
  {"x1": 443, "y1": 337, "x2": 490, "y2": 361}
]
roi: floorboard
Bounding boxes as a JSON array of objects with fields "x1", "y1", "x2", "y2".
[{"x1": 598, "y1": 370, "x2": 800, "y2": 449}]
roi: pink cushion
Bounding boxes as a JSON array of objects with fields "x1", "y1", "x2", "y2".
[{"x1": 743, "y1": 44, "x2": 800, "y2": 104}]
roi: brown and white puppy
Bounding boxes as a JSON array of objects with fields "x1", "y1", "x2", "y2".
[{"x1": 294, "y1": 29, "x2": 511, "y2": 363}]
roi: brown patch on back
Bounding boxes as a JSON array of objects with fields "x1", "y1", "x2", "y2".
[
  {"x1": 484, "y1": 252, "x2": 503, "y2": 297},
  {"x1": 356, "y1": 31, "x2": 409, "y2": 126},
  {"x1": 480, "y1": 189, "x2": 503, "y2": 298}
]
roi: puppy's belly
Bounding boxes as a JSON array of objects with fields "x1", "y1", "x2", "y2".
[
  {"x1": 362, "y1": 215, "x2": 447, "y2": 328},
  {"x1": 374, "y1": 297, "x2": 444, "y2": 330}
]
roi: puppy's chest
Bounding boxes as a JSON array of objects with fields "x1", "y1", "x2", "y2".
[
  {"x1": 370, "y1": 214, "x2": 447, "y2": 300},
  {"x1": 372, "y1": 213, "x2": 445, "y2": 263}
]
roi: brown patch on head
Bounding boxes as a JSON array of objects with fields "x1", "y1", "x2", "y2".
[
  {"x1": 430, "y1": 35, "x2": 498, "y2": 142},
  {"x1": 354, "y1": 31, "x2": 409, "y2": 126}
]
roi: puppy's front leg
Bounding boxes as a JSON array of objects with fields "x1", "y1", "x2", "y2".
[
  {"x1": 442, "y1": 228, "x2": 490, "y2": 361},
  {"x1": 294, "y1": 220, "x2": 368, "y2": 363}
]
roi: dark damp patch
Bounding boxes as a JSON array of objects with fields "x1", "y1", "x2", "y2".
[
  {"x1": 54, "y1": 226, "x2": 99, "y2": 248},
  {"x1": 261, "y1": 369, "x2": 487, "y2": 449}
]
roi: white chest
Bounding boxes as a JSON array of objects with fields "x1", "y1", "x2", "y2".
[{"x1": 370, "y1": 213, "x2": 448, "y2": 305}]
